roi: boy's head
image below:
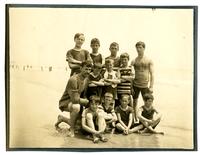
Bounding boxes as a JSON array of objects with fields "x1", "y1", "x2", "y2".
[
  {"x1": 135, "y1": 41, "x2": 145, "y2": 57},
  {"x1": 104, "y1": 92, "x2": 114, "y2": 105},
  {"x1": 120, "y1": 53, "x2": 130, "y2": 67},
  {"x1": 93, "y1": 63, "x2": 102, "y2": 75},
  {"x1": 74, "y1": 33, "x2": 85, "y2": 48},
  {"x1": 80, "y1": 60, "x2": 92, "y2": 78},
  {"x1": 109, "y1": 42, "x2": 119, "y2": 57},
  {"x1": 89, "y1": 95, "x2": 100, "y2": 112},
  {"x1": 105, "y1": 59, "x2": 114, "y2": 72},
  {"x1": 120, "y1": 94, "x2": 130, "y2": 108},
  {"x1": 143, "y1": 93, "x2": 154, "y2": 108},
  {"x1": 90, "y1": 38, "x2": 100, "y2": 53}
]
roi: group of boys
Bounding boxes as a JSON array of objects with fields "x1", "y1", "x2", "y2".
[{"x1": 55, "y1": 33, "x2": 164, "y2": 143}]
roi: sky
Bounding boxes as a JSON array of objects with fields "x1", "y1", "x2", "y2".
[{"x1": 9, "y1": 7, "x2": 193, "y2": 72}]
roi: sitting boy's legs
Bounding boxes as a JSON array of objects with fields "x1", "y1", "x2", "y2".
[
  {"x1": 86, "y1": 113, "x2": 99, "y2": 143},
  {"x1": 129, "y1": 124, "x2": 144, "y2": 134},
  {"x1": 116, "y1": 123, "x2": 125, "y2": 132},
  {"x1": 96, "y1": 112, "x2": 108, "y2": 142}
]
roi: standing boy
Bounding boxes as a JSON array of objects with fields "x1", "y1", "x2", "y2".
[
  {"x1": 131, "y1": 41, "x2": 154, "y2": 121},
  {"x1": 117, "y1": 53, "x2": 134, "y2": 107},
  {"x1": 105, "y1": 42, "x2": 120, "y2": 69},
  {"x1": 66, "y1": 33, "x2": 92, "y2": 76},
  {"x1": 90, "y1": 38, "x2": 103, "y2": 64}
]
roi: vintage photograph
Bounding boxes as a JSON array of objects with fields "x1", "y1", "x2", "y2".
[{"x1": 6, "y1": 5, "x2": 197, "y2": 150}]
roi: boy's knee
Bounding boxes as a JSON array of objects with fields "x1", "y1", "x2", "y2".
[{"x1": 71, "y1": 104, "x2": 80, "y2": 113}]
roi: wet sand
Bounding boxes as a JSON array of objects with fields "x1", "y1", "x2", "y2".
[{"x1": 9, "y1": 69, "x2": 194, "y2": 149}]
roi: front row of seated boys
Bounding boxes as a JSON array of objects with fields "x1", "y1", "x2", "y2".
[{"x1": 56, "y1": 91, "x2": 164, "y2": 143}]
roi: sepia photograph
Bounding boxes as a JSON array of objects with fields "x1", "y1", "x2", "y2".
[{"x1": 5, "y1": 4, "x2": 197, "y2": 151}]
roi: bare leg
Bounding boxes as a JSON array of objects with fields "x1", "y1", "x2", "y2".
[
  {"x1": 116, "y1": 123, "x2": 126, "y2": 132},
  {"x1": 133, "y1": 99, "x2": 138, "y2": 122},
  {"x1": 68, "y1": 104, "x2": 80, "y2": 137},
  {"x1": 86, "y1": 113, "x2": 100, "y2": 143},
  {"x1": 129, "y1": 124, "x2": 144, "y2": 134},
  {"x1": 97, "y1": 112, "x2": 108, "y2": 142},
  {"x1": 96, "y1": 112, "x2": 105, "y2": 132},
  {"x1": 55, "y1": 114, "x2": 71, "y2": 129},
  {"x1": 141, "y1": 119, "x2": 164, "y2": 135}
]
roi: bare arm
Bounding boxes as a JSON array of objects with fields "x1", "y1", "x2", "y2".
[
  {"x1": 68, "y1": 62, "x2": 81, "y2": 69},
  {"x1": 149, "y1": 60, "x2": 154, "y2": 90},
  {"x1": 90, "y1": 80, "x2": 105, "y2": 86},
  {"x1": 127, "y1": 113, "x2": 133, "y2": 129}
]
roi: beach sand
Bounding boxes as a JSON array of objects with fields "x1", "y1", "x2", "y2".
[{"x1": 8, "y1": 69, "x2": 194, "y2": 149}]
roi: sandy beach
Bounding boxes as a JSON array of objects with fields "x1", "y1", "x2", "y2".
[{"x1": 8, "y1": 68, "x2": 194, "y2": 150}]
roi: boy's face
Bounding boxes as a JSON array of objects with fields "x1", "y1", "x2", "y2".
[
  {"x1": 145, "y1": 99, "x2": 153, "y2": 108},
  {"x1": 90, "y1": 101, "x2": 98, "y2": 112},
  {"x1": 106, "y1": 62, "x2": 113, "y2": 71},
  {"x1": 81, "y1": 66, "x2": 92, "y2": 78},
  {"x1": 91, "y1": 43, "x2": 100, "y2": 53},
  {"x1": 121, "y1": 57, "x2": 129, "y2": 67},
  {"x1": 104, "y1": 96, "x2": 113, "y2": 105},
  {"x1": 136, "y1": 45, "x2": 145, "y2": 57},
  {"x1": 120, "y1": 97, "x2": 129, "y2": 108},
  {"x1": 109, "y1": 45, "x2": 119, "y2": 56},
  {"x1": 93, "y1": 67, "x2": 101, "y2": 75},
  {"x1": 74, "y1": 35, "x2": 85, "y2": 47}
]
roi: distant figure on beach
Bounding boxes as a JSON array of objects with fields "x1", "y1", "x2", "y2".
[
  {"x1": 131, "y1": 41, "x2": 154, "y2": 121},
  {"x1": 81, "y1": 95, "x2": 108, "y2": 143},
  {"x1": 133, "y1": 93, "x2": 164, "y2": 134},
  {"x1": 55, "y1": 61, "x2": 92, "y2": 137},
  {"x1": 66, "y1": 33, "x2": 92, "y2": 76},
  {"x1": 90, "y1": 38, "x2": 103, "y2": 64}
]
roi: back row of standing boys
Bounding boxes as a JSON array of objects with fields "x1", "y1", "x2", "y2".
[{"x1": 55, "y1": 33, "x2": 163, "y2": 143}]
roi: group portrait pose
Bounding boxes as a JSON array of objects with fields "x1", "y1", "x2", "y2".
[{"x1": 55, "y1": 33, "x2": 164, "y2": 143}]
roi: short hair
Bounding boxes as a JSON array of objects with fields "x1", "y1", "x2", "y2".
[
  {"x1": 89, "y1": 95, "x2": 100, "y2": 104},
  {"x1": 104, "y1": 92, "x2": 113, "y2": 98},
  {"x1": 81, "y1": 60, "x2": 93, "y2": 68},
  {"x1": 143, "y1": 93, "x2": 154, "y2": 101},
  {"x1": 91, "y1": 38, "x2": 100, "y2": 46},
  {"x1": 74, "y1": 33, "x2": 84, "y2": 40},
  {"x1": 120, "y1": 52, "x2": 130, "y2": 61},
  {"x1": 105, "y1": 59, "x2": 114, "y2": 65},
  {"x1": 135, "y1": 41, "x2": 145, "y2": 48},
  {"x1": 93, "y1": 62, "x2": 103, "y2": 69},
  {"x1": 110, "y1": 42, "x2": 119, "y2": 48},
  {"x1": 120, "y1": 94, "x2": 130, "y2": 100}
]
